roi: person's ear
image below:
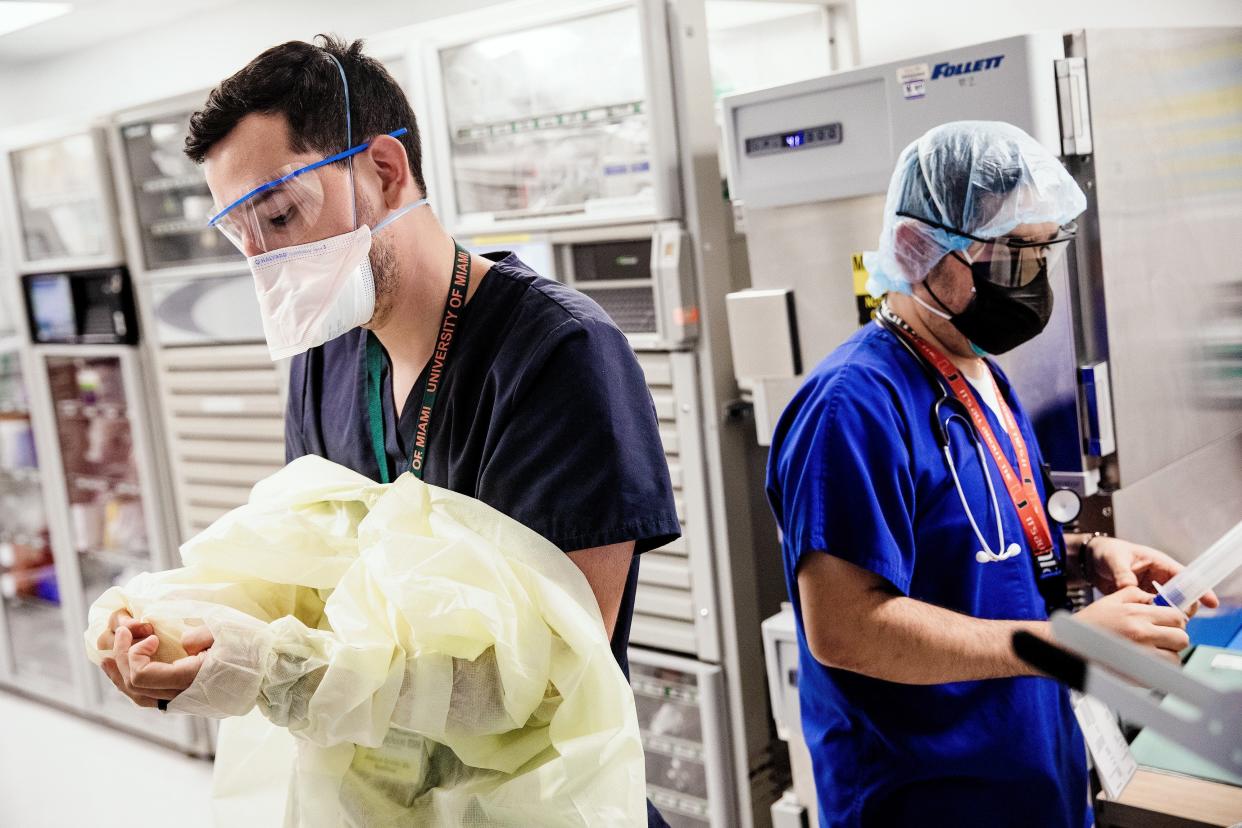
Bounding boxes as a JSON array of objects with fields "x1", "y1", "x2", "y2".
[
  {"x1": 892, "y1": 219, "x2": 922, "y2": 254},
  {"x1": 894, "y1": 218, "x2": 944, "y2": 286},
  {"x1": 365, "y1": 135, "x2": 415, "y2": 208}
]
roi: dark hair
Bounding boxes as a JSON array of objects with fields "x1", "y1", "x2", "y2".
[{"x1": 184, "y1": 34, "x2": 426, "y2": 195}]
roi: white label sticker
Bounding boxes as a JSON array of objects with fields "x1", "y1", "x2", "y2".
[
  {"x1": 201, "y1": 396, "x2": 246, "y2": 414},
  {"x1": 1072, "y1": 692, "x2": 1137, "y2": 801},
  {"x1": 897, "y1": 63, "x2": 930, "y2": 100}
]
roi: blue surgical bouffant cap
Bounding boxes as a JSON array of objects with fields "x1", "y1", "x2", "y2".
[{"x1": 862, "y1": 121, "x2": 1087, "y2": 298}]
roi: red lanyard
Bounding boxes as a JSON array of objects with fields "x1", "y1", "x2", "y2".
[{"x1": 892, "y1": 325, "x2": 1059, "y2": 572}]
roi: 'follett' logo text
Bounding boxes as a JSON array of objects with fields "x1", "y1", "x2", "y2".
[{"x1": 931, "y1": 54, "x2": 1004, "y2": 80}]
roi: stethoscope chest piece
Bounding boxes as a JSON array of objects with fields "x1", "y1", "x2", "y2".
[{"x1": 1047, "y1": 487, "x2": 1082, "y2": 526}]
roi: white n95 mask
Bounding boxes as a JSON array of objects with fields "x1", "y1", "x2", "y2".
[
  {"x1": 245, "y1": 198, "x2": 427, "y2": 361},
  {"x1": 248, "y1": 224, "x2": 376, "y2": 361},
  {"x1": 205, "y1": 51, "x2": 427, "y2": 361}
]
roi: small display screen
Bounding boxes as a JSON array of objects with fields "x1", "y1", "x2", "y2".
[
  {"x1": 745, "y1": 122, "x2": 843, "y2": 157},
  {"x1": 571, "y1": 239, "x2": 652, "y2": 283},
  {"x1": 27, "y1": 274, "x2": 76, "y2": 342}
]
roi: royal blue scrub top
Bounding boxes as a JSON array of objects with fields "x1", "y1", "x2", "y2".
[{"x1": 766, "y1": 321, "x2": 1089, "y2": 828}]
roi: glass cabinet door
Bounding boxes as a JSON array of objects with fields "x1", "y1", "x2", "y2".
[
  {"x1": 39, "y1": 351, "x2": 204, "y2": 751},
  {"x1": 120, "y1": 115, "x2": 240, "y2": 270},
  {"x1": 0, "y1": 347, "x2": 71, "y2": 686},
  {"x1": 438, "y1": 6, "x2": 652, "y2": 221},
  {"x1": 10, "y1": 133, "x2": 112, "y2": 265},
  {"x1": 44, "y1": 356, "x2": 151, "y2": 612}
]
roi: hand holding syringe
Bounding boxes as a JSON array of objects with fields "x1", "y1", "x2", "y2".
[{"x1": 1154, "y1": 520, "x2": 1242, "y2": 617}]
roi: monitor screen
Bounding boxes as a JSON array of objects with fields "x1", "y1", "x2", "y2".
[{"x1": 27, "y1": 274, "x2": 76, "y2": 342}]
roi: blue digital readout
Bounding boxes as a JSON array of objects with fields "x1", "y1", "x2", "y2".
[{"x1": 745, "y1": 122, "x2": 843, "y2": 157}]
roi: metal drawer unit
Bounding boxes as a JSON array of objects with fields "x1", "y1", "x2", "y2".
[
  {"x1": 632, "y1": 350, "x2": 720, "y2": 661},
  {"x1": 158, "y1": 344, "x2": 285, "y2": 539},
  {"x1": 630, "y1": 648, "x2": 742, "y2": 828}
]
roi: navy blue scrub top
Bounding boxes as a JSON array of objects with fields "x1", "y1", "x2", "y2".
[
  {"x1": 766, "y1": 322, "x2": 1089, "y2": 828},
  {"x1": 285, "y1": 251, "x2": 682, "y2": 678}
]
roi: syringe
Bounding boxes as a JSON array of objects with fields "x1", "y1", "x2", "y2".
[{"x1": 1153, "y1": 519, "x2": 1242, "y2": 616}]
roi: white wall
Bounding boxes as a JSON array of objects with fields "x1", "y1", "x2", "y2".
[
  {"x1": 853, "y1": 0, "x2": 1242, "y2": 66},
  {"x1": 4, "y1": 0, "x2": 1242, "y2": 141},
  {"x1": 0, "y1": 0, "x2": 508, "y2": 143}
]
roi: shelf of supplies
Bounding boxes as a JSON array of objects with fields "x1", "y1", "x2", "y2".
[
  {"x1": 0, "y1": 563, "x2": 58, "y2": 603},
  {"x1": 4, "y1": 588, "x2": 63, "y2": 614},
  {"x1": 640, "y1": 730, "x2": 706, "y2": 763},
  {"x1": 149, "y1": 218, "x2": 213, "y2": 237},
  {"x1": 630, "y1": 675, "x2": 700, "y2": 705},
  {"x1": 451, "y1": 99, "x2": 645, "y2": 143},
  {"x1": 140, "y1": 174, "x2": 207, "y2": 194},
  {"x1": 0, "y1": 465, "x2": 40, "y2": 485},
  {"x1": 56, "y1": 399, "x2": 127, "y2": 420},
  {"x1": 19, "y1": 189, "x2": 100, "y2": 210},
  {"x1": 647, "y1": 785, "x2": 711, "y2": 821},
  {"x1": 79, "y1": 547, "x2": 152, "y2": 569},
  {"x1": 0, "y1": 530, "x2": 49, "y2": 548},
  {"x1": 68, "y1": 473, "x2": 141, "y2": 499}
]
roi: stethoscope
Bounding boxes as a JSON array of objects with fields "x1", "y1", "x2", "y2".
[
  {"x1": 876, "y1": 310, "x2": 1083, "y2": 564},
  {"x1": 930, "y1": 394, "x2": 1021, "y2": 563}
]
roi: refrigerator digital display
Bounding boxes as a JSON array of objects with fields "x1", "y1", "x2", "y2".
[
  {"x1": 28, "y1": 275, "x2": 75, "y2": 342},
  {"x1": 745, "y1": 122, "x2": 843, "y2": 156}
]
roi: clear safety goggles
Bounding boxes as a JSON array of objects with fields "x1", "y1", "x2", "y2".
[
  {"x1": 207, "y1": 128, "x2": 408, "y2": 255},
  {"x1": 899, "y1": 211, "x2": 1077, "y2": 288}
]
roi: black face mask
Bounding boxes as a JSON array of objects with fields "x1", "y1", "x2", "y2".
[{"x1": 925, "y1": 259, "x2": 1054, "y2": 355}]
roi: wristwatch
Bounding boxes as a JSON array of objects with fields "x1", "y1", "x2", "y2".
[{"x1": 1080, "y1": 532, "x2": 1109, "y2": 583}]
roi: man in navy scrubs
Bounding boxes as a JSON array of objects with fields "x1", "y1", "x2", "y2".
[
  {"x1": 99, "y1": 35, "x2": 678, "y2": 826},
  {"x1": 766, "y1": 121, "x2": 1216, "y2": 827}
]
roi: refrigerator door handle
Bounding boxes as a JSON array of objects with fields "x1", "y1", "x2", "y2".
[
  {"x1": 1080, "y1": 361, "x2": 1116, "y2": 457},
  {"x1": 1056, "y1": 57, "x2": 1094, "y2": 156}
]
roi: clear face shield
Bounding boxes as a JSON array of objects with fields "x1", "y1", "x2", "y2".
[
  {"x1": 200, "y1": 49, "x2": 426, "y2": 361},
  {"x1": 956, "y1": 227, "x2": 1077, "y2": 287},
  {"x1": 898, "y1": 210, "x2": 1078, "y2": 288},
  {"x1": 207, "y1": 127, "x2": 409, "y2": 256}
]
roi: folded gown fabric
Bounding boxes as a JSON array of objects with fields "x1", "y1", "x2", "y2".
[{"x1": 84, "y1": 455, "x2": 647, "y2": 826}]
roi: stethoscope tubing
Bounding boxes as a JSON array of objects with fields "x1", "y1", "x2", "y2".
[{"x1": 877, "y1": 315, "x2": 1013, "y2": 559}]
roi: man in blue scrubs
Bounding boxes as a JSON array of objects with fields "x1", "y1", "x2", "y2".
[
  {"x1": 766, "y1": 122, "x2": 1216, "y2": 827},
  {"x1": 99, "y1": 35, "x2": 678, "y2": 825}
]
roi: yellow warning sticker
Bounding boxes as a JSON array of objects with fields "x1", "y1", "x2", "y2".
[
  {"x1": 851, "y1": 252, "x2": 869, "y2": 297},
  {"x1": 852, "y1": 252, "x2": 881, "y2": 326}
]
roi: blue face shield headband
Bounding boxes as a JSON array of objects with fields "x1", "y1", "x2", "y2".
[
  {"x1": 207, "y1": 126, "x2": 409, "y2": 254},
  {"x1": 206, "y1": 52, "x2": 420, "y2": 255}
]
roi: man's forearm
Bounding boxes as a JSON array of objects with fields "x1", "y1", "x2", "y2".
[
  {"x1": 826, "y1": 594, "x2": 1051, "y2": 684},
  {"x1": 567, "y1": 541, "x2": 635, "y2": 639}
]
